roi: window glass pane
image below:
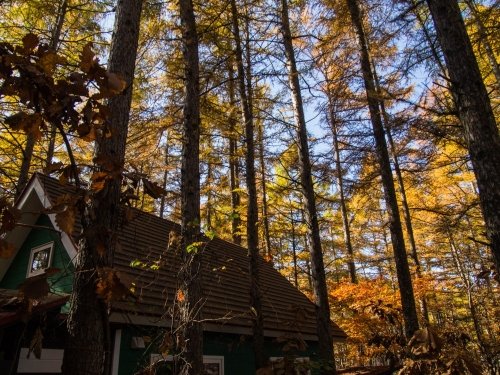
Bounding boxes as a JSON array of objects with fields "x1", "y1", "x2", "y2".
[{"x1": 31, "y1": 248, "x2": 50, "y2": 273}]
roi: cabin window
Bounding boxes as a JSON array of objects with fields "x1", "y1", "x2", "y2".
[
  {"x1": 150, "y1": 354, "x2": 224, "y2": 375},
  {"x1": 27, "y1": 242, "x2": 54, "y2": 277}
]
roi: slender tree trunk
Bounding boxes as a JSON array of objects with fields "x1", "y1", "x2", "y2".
[
  {"x1": 46, "y1": 0, "x2": 68, "y2": 166},
  {"x1": 426, "y1": 0, "x2": 500, "y2": 275},
  {"x1": 206, "y1": 155, "x2": 213, "y2": 230},
  {"x1": 327, "y1": 99, "x2": 356, "y2": 283},
  {"x1": 177, "y1": 0, "x2": 203, "y2": 373},
  {"x1": 257, "y1": 119, "x2": 272, "y2": 259},
  {"x1": 371, "y1": 64, "x2": 430, "y2": 323},
  {"x1": 229, "y1": 0, "x2": 265, "y2": 368},
  {"x1": 280, "y1": 1, "x2": 336, "y2": 372},
  {"x1": 62, "y1": 1, "x2": 143, "y2": 375},
  {"x1": 290, "y1": 207, "x2": 299, "y2": 287},
  {"x1": 159, "y1": 130, "x2": 169, "y2": 219},
  {"x1": 16, "y1": 133, "x2": 35, "y2": 198},
  {"x1": 227, "y1": 63, "x2": 242, "y2": 245},
  {"x1": 464, "y1": 0, "x2": 500, "y2": 91},
  {"x1": 345, "y1": 0, "x2": 419, "y2": 339}
]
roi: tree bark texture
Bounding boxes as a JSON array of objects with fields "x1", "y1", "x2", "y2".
[
  {"x1": 62, "y1": 1, "x2": 143, "y2": 374},
  {"x1": 230, "y1": 0, "x2": 265, "y2": 368},
  {"x1": 426, "y1": 0, "x2": 500, "y2": 275},
  {"x1": 176, "y1": 0, "x2": 203, "y2": 374},
  {"x1": 280, "y1": 0, "x2": 336, "y2": 372},
  {"x1": 227, "y1": 63, "x2": 242, "y2": 245},
  {"x1": 345, "y1": 0, "x2": 419, "y2": 339}
]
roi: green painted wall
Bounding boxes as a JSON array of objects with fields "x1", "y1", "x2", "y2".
[
  {"x1": 0, "y1": 214, "x2": 74, "y2": 295},
  {"x1": 116, "y1": 325, "x2": 319, "y2": 375}
]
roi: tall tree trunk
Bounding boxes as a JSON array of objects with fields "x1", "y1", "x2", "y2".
[
  {"x1": 327, "y1": 98, "x2": 357, "y2": 283},
  {"x1": 15, "y1": 133, "x2": 35, "y2": 198},
  {"x1": 17, "y1": 0, "x2": 69, "y2": 197},
  {"x1": 205, "y1": 153, "x2": 213, "y2": 230},
  {"x1": 229, "y1": 0, "x2": 265, "y2": 368},
  {"x1": 46, "y1": 0, "x2": 68, "y2": 167},
  {"x1": 345, "y1": 0, "x2": 419, "y2": 339},
  {"x1": 464, "y1": 0, "x2": 500, "y2": 91},
  {"x1": 62, "y1": 1, "x2": 143, "y2": 375},
  {"x1": 159, "y1": 130, "x2": 169, "y2": 219},
  {"x1": 177, "y1": 0, "x2": 203, "y2": 373},
  {"x1": 370, "y1": 63, "x2": 430, "y2": 323},
  {"x1": 227, "y1": 63, "x2": 242, "y2": 245},
  {"x1": 257, "y1": 119, "x2": 272, "y2": 259},
  {"x1": 290, "y1": 207, "x2": 299, "y2": 287},
  {"x1": 426, "y1": 0, "x2": 500, "y2": 275},
  {"x1": 280, "y1": 1, "x2": 336, "y2": 372}
]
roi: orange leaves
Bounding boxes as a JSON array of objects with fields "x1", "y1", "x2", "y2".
[
  {"x1": 176, "y1": 289, "x2": 185, "y2": 303},
  {"x1": 5, "y1": 112, "x2": 43, "y2": 140},
  {"x1": 96, "y1": 267, "x2": 135, "y2": 303},
  {"x1": 79, "y1": 43, "x2": 97, "y2": 73},
  {"x1": 105, "y1": 72, "x2": 126, "y2": 95}
]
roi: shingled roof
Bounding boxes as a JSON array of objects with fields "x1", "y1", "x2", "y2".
[{"x1": 24, "y1": 173, "x2": 346, "y2": 341}]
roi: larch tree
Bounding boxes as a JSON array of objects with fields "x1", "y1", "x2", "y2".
[
  {"x1": 62, "y1": 1, "x2": 143, "y2": 374},
  {"x1": 229, "y1": 0, "x2": 265, "y2": 367},
  {"x1": 280, "y1": 0, "x2": 337, "y2": 372},
  {"x1": 344, "y1": 0, "x2": 419, "y2": 339},
  {"x1": 177, "y1": 0, "x2": 204, "y2": 373},
  {"x1": 425, "y1": 0, "x2": 500, "y2": 276}
]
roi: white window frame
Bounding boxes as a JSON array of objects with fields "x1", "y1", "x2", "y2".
[
  {"x1": 150, "y1": 354, "x2": 224, "y2": 375},
  {"x1": 27, "y1": 242, "x2": 54, "y2": 277},
  {"x1": 270, "y1": 356, "x2": 311, "y2": 375}
]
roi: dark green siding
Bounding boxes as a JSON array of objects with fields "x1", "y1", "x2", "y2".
[
  {"x1": 116, "y1": 325, "x2": 319, "y2": 375},
  {"x1": 0, "y1": 214, "x2": 74, "y2": 294}
]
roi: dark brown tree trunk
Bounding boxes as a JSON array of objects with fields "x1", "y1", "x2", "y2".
[
  {"x1": 62, "y1": 1, "x2": 143, "y2": 375},
  {"x1": 16, "y1": 133, "x2": 35, "y2": 199},
  {"x1": 177, "y1": 0, "x2": 203, "y2": 373},
  {"x1": 426, "y1": 0, "x2": 500, "y2": 275},
  {"x1": 370, "y1": 63, "x2": 430, "y2": 323},
  {"x1": 327, "y1": 99, "x2": 357, "y2": 284},
  {"x1": 227, "y1": 63, "x2": 242, "y2": 245},
  {"x1": 257, "y1": 120, "x2": 272, "y2": 259},
  {"x1": 229, "y1": 0, "x2": 265, "y2": 368},
  {"x1": 280, "y1": 1, "x2": 336, "y2": 372},
  {"x1": 345, "y1": 0, "x2": 419, "y2": 340},
  {"x1": 290, "y1": 207, "x2": 299, "y2": 287},
  {"x1": 205, "y1": 155, "x2": 213, "y2": 230},
  {"x1": 46, "y1": 0, "x2": 68, "y2": 167}
]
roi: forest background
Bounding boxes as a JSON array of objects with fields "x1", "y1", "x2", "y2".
[{"x1": 0, "y1": 0, "x2": 498, "y2": 374}]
